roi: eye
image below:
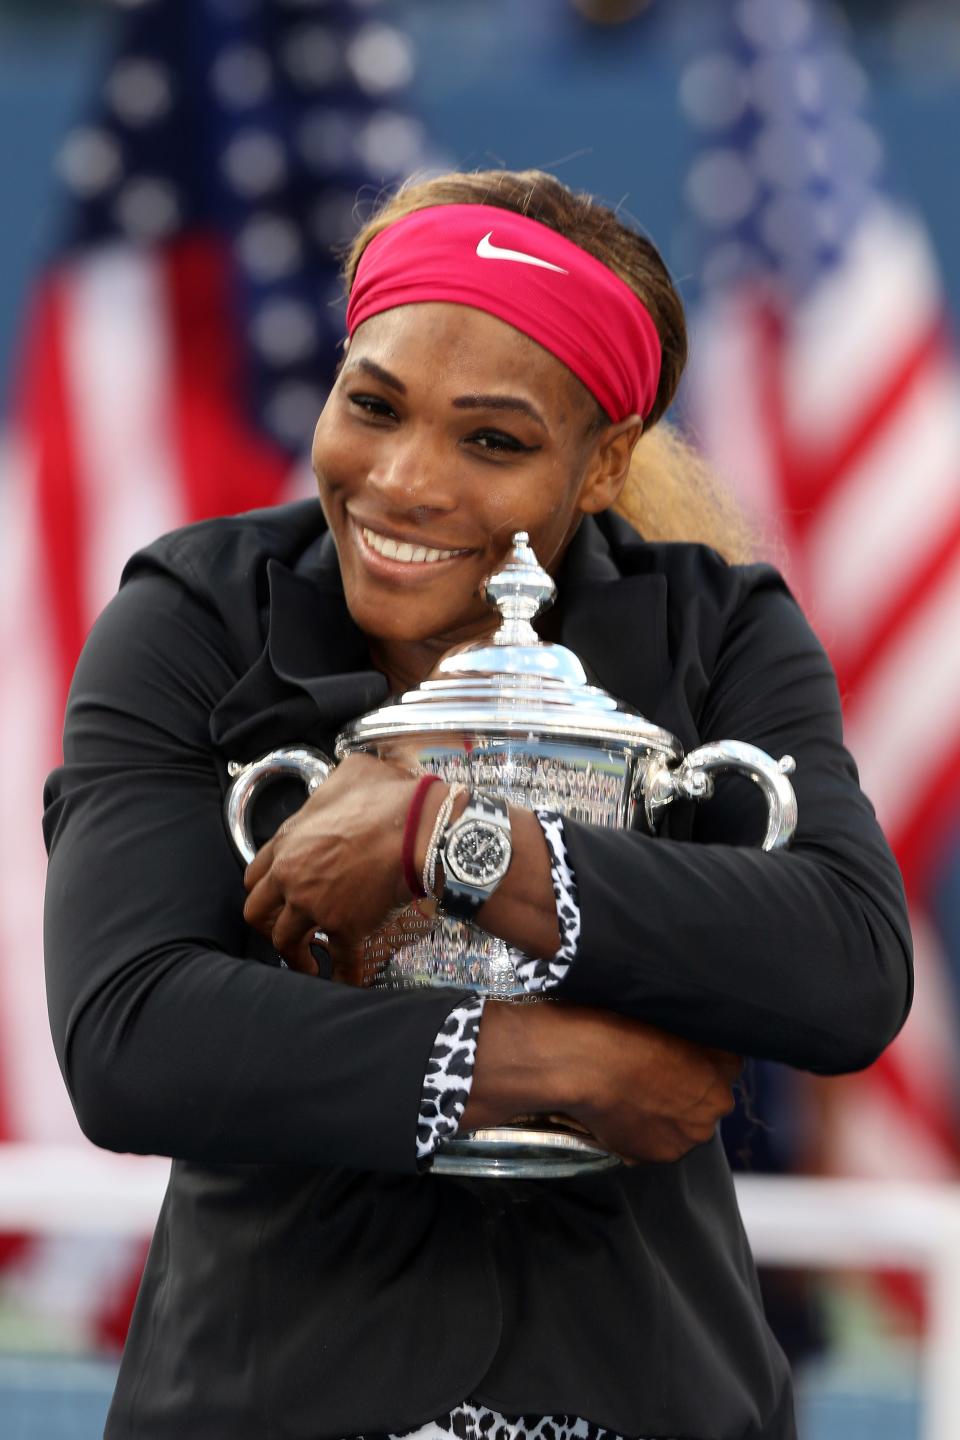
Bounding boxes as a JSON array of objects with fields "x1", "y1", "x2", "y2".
[
  {"x1": 348, "y1": 393, "x2": 397, "y2": 420},
  {"x1": 466, "y1": 429, "x2": 540, "y2": 456}
]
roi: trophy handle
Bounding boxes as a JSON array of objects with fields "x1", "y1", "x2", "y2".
[
  {"x1": 642, "y1": 741, "x2": 798, "y2": 852},
  {"x1": 224, "y1": 746, "x2": 334, "y2": 865}
]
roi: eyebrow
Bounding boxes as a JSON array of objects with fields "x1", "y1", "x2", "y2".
[
  {"x1": 452, "y1": 393, "x2": 547, "y2": 430},
  {"x1": 348, "y1": 357, "x2": 407, "y2": 393}
]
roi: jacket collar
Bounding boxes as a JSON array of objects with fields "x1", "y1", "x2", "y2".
[{"x1": 209, "y1": 516, "x2": 672, "y2": 761}]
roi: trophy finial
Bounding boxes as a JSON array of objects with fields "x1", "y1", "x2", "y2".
[{"x1": 483, "y1": 531, "x2": 556, "y2": 644}]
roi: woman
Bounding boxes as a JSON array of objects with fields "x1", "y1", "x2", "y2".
[{"x1": 43, "y1": 170, "x2": 912, "y2": 1440}]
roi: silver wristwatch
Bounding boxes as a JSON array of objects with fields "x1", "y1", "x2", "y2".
[{"x1": 438, "y1": 791, "x2": 513, "y2": 921}]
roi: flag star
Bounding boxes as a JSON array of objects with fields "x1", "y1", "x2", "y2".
[
  {"x1": 678, "y1": 53, "x2": 749, "y2": 131},
  {"x1": 735, "y1": 0, "x2": 812, "y2": 51},
  {"x1": 754, "y1": 123, "x2": 818, "y2": 190},
  {"x1": 237, "y1": 215, "x2": 304, "y2": 281},
  {"x1": 251, "y1": 298, "x2": 319, "y2": 365},
  {"x1": 211, "y1": 44, "x2": 274, "y2": 109},
  {"x1": 346, "y1": 24, "x2": 415, "y2": 96},
  {"x1": 106, "y1": 58, "x2": 174, "y2": 127},
  {"x1": 281, "y1": 25, "x2": 342, "y2": 89},
  {"x1": 355, "y1": 111, "x2": 425, "y2": 177},
  {"x1": 221, "y1": 130, "x2": 288, "y2": 197},
  {"x1": 114, "y1": 177, "x2": 181, "y2": 239},
  {"x1": 685, "y1": 149, "x2": 758, "y2": 229},
  {"x1": 57, "y1": 127, "x2": 123, "y2": 196}
]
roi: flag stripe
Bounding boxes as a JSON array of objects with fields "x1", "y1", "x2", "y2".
[
  {"x1": 833, "y1": 498, "x2": 960, "y2": 704},
  {"x1": 806, "y1": 357, "x2": 960, "y2": 661},
  {"x1": 841, "y1": 546, "x2": 960, "y2": 853},
  {"x1": 784, "y1": 322, "x2": 948, "y2": 528},
  {"x1": 780, "y1": 205, "x2": 943, "y2": 458},
  {"x1": 18, "y1": 280, "x2": 88, "y2": 721},
  {"x1": 63, "y1": 247, "x2": 184, "y2": 621},
  {"x1": 164, "y1": 237, "x2": 289, "y2": 522}
]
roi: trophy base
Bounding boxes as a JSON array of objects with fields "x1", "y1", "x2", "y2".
[{"x1": 431, "y1": 1124, "x2": 621, "y2": 1180}]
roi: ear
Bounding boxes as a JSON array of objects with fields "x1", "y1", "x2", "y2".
[{"x1": 577, "y1": 414, "x2": 644, "y2": 515}]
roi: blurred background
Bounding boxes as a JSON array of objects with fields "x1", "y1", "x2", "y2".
[{"x1": 2, "y1": 0, "x2": 960, "y2": 1436}]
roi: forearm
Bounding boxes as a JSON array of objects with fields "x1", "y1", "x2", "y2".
[
  {"x1": 558, "y1": 817, "x2": 911, "y2": 1073},
  {"x1": 50, "y1": 925, "x2": 466, "y2": 1173},
  {"x1": 460, "y1": 997, "x2": 741, "y2": 1163},
  {"x1": 458, "y1": 1000, "x2": 572, "y2": 1130}
]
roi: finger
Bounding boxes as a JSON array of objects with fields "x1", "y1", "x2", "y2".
[
  {"x1": 243, "y1": 836, "x2": 276, "y2": 891},
  {"x1": 283, "y1": 935, "x2": 321, "y2": 977},
  {"x1": 270, "y1": 902, "x2": 317, "y2": 959},
  {"x1": 243, "y1": 873, "x2": 284, "y2": 933}
]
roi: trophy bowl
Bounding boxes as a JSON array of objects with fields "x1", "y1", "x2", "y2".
[{"x1": 226, "y1": 533, "x2": 797, "y2": 1179}]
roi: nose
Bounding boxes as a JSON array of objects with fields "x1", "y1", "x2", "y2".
[{"x1": 366, "y1": 431, "x2": 458, "y2": 514}]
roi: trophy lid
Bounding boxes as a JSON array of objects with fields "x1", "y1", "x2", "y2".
[{"x1": 336, "y1": 532, "x2": 679, "y2": 758}]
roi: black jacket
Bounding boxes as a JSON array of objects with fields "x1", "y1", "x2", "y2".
[{"x1": 43, "y1": 502, "x2": 912, "y2": 1440}]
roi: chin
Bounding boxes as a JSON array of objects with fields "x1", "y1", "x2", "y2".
[{"x1": 347, "y1": 585, "x2": 486, "y2": 651}]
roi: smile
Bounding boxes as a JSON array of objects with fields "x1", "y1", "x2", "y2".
[{"x1": 357, "y1": 523, "x2": 471, "y2": 566}]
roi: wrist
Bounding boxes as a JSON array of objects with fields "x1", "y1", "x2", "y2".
[
  {"x1": 414, "y1": 783, "x2": 469, "y2": 901},
  {"x1": 393, "y1": 774, "x2": 427, "y2": 906},
  {"x1": 462, "y1": 999, "x2": 585, "y2": 1130},
  {"x1": 436, "y1": 790, "x2": 514, "y2": 920},
  {"x1": 401, "y1": 773, "x2": 441, "y2": 899}
]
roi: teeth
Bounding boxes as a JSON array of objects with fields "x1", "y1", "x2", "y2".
[{"x1": 361, "y1": 526, "x2": 465, "y2": 564}]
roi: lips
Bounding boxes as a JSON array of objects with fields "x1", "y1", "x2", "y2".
[{"x1": 354, "y1": 520, "x2": 472, "y2": 567}]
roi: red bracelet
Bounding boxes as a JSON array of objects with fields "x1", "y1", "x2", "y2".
[{"x1": 401, "y1": 774, "x2": 441, "y2": 898}]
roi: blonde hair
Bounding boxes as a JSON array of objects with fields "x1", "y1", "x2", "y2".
[{"x1": 343, "y1": 169, "x2": 756, "y2": 565}]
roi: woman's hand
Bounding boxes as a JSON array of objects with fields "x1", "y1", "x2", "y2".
[
  {"x1": 462, "y1": 1001, "x2": 742, "y2": 1165},
  {"x1": 242, "y1": 752, "x2": 416, "y2": 973}
]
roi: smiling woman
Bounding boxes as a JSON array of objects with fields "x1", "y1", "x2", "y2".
[
  {"x1": 42, "y1": 169, "x2": 911, "y2": 1440},
  {"x1": 315, "y1": 301, "x2": 637, "y2": 676}
]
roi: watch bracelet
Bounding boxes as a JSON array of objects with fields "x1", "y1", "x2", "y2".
[{"x1": 422, "y1": 784, "x2": 467, "y2": 900}]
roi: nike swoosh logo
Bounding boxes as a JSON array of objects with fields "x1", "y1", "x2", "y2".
[{"x1": 476, "y1": 232, "x2": 569, "y2": 274}]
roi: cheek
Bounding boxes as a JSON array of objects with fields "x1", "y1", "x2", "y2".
[
  {"x1": 491, "y1": 465, "x2": 583, "y2": 549},
  {"x1": 311, "y1": 408, "x2": 362, "y2": 497}
]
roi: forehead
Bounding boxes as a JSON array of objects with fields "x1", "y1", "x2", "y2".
[{"x1": 346, "y1": 302, "x2": 594, "y2": 421}]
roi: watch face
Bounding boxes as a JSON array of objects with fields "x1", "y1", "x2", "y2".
[{"x1": 447, "y1": 820, "x2": 511, "y2": 887}]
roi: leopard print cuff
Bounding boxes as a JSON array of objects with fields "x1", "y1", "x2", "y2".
[
  {"x1": 415, "y1": 811, "x2": 581, "y2": 1160},
  {"x1": 509, "y1": 809, "x2": 581, "y2": 993},
  {"x1": 385, "y1": 1401, "x2": 663, "y2": 1440},
  {"x1": 415, "y1": 995, "x2": 485, "y2": 1162}
]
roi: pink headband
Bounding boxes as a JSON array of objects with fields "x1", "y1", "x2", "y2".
[{"x1": 346, "y1": 204, "x2": 662, "y2": 423}]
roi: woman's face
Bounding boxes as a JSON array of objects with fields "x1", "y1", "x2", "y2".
[{"x1": 312, "y1": 301, "x2": 634, "y2": 651}]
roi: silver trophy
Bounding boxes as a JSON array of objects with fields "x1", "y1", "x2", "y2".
[{"x1": 226, "y1": 532, "x2": 797, "y2": 1179}]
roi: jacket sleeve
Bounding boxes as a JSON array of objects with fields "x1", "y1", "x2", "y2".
[
  {"x1": 43, "y1": 572, "x2": 470, "y2": 1174},
  {"x1": 555, "y1": 573, "x2": 913, "y2": 1075}
]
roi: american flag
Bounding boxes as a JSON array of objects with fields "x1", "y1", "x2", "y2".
[
  {"x1": 681, "y1": 0, "x2": 960, "y2": 1190},
  {"x1": 1, "y1": 0, "x2": 433, "y2": 1344}
]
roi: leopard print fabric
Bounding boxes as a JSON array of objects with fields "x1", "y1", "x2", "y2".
[
  {"x1": 510, "y1": 809, "x2": 580, "y2": 992},
  {"x1": 416, "y1": 812, "x2": 579, "y2": 1161},
  {"x1": 416, "y1": 993, "x2": 486, "y2": 1162},
  {"x1": 383, "y1": 1403, "x2": 665, "y2": 1440}
]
